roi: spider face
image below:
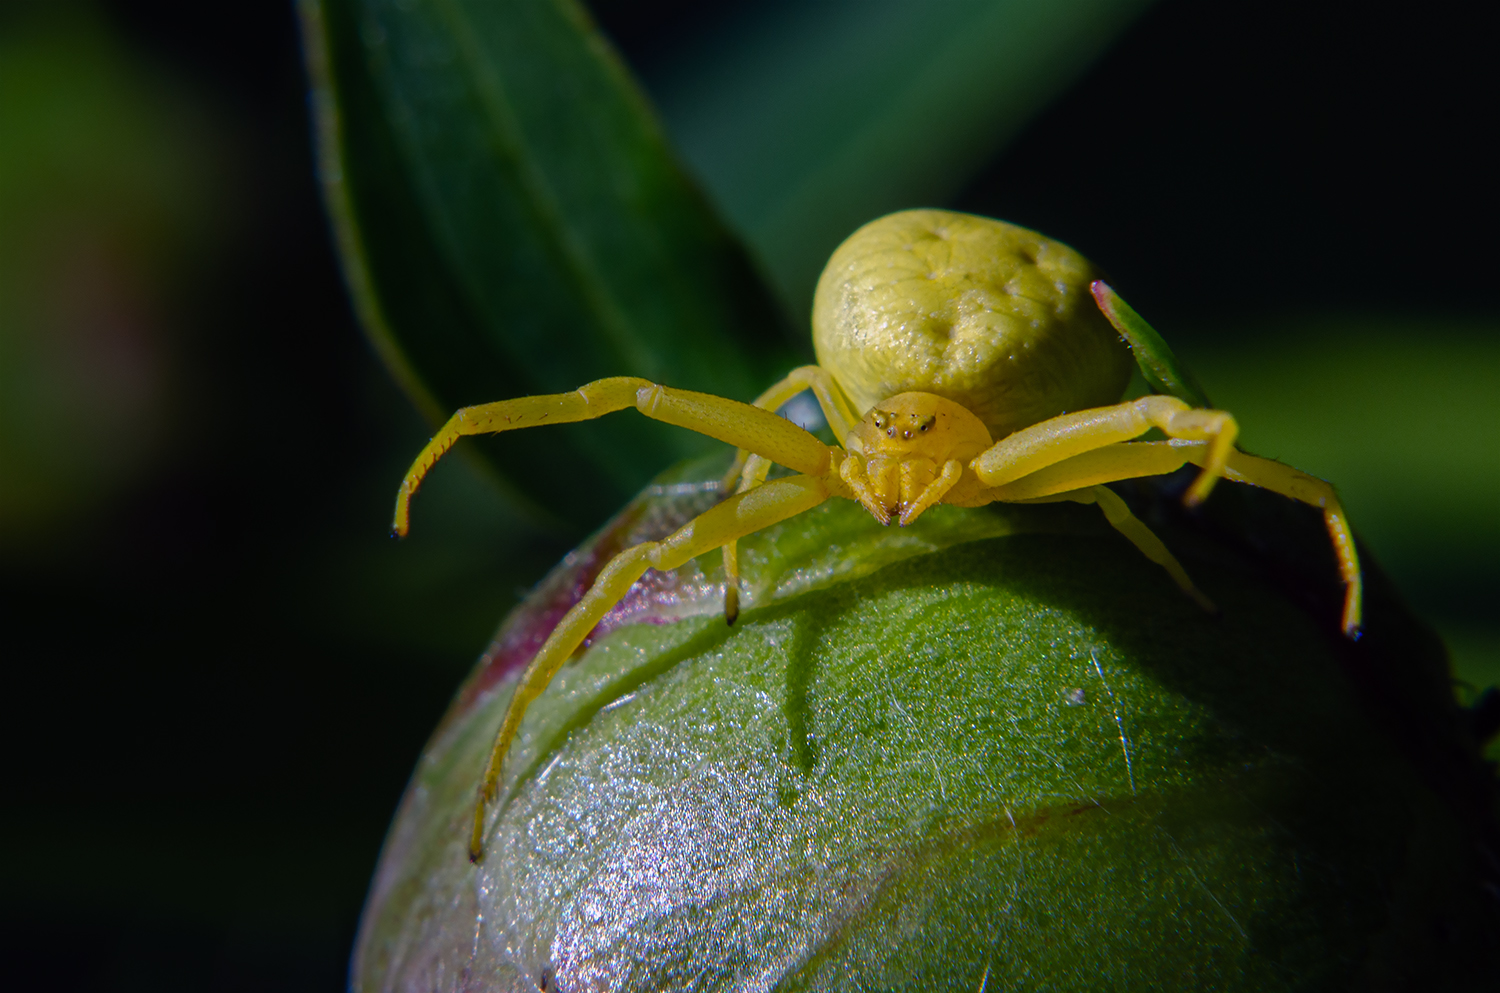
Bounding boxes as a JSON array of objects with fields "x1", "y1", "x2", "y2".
[
  {"x1": 850, "y1": 392, "x2": 992, "y2": 461},
  {"x1": 870, "y1": 408, "x2": 934, "y2": 440},
  {"x1": 838, "y1": 392, "x2": 995, "y2": 526},
  {"x1": 852, "y1": 393, "x2": 990, "y2": 462}
]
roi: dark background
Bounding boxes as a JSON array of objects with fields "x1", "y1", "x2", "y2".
[{"x1": 1, "y1": 0, "x2": 1492, "y2": 988}]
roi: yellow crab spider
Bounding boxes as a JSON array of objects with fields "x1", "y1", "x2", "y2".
[{"x1": 392, "y1": 209, "x2": 1363, "y2": 862}]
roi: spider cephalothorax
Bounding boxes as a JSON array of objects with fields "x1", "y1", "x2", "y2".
[
  {"x1": 840, "y1": 393, "x2": 993, "y2": 525},
  {"x1": 392, "y1": 209, "x2": 1362, "y2": 862}
]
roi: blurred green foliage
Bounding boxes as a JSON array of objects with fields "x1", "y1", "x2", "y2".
[
  {"x1": 306, "y1": 0, "x2": 795, "y2": 527},
  {"x1": 625, "y1": 0, "x2": 1155, "y2": 318},
  {"x1": 0, "y1": 8, "x2": 219, "y2": 548}
]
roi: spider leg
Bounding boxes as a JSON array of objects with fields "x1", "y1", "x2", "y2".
[
  {"x1": 720, "y1": 452, "x2": 772, "y2": 625},
  {"x1": 393, "y1": 377, "x2": 836, "y2": 536},
  {"x1": 722, "y1": 365, "x2": 860, "y2": 487},
  {"x1": 1217, "y1": 449, "x2": 1362, "y2": 636},
  {"x1": 720, "y1": 367, "x2": 858, "y2": 623},
  {"x1": 982, "y1": 439, "x2": 1198, "y2": 502},
  {"x1": 983, "y1": 439, "x2": 1361, "y2": 637},
  {"x1": 469, "y1": 474, "x2": 834, "y2": 862},
  {"x1": 971, "y1": 395, "x2": 1238, "y2": 506},
  {"x1": 1019, "y1": 485, "x2": 1216, "y2": 613}
]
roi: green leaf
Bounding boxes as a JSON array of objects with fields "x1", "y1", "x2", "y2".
[
  {"x1": 639, "y1": 0, "x2": 1158, "y2": 319},
  {"x1": 1092, "y1": 280, "x2": 1213, "y2": 407},
  {"x1": 353, "y1": 456, "x2": 1500, "y2": 990},
  {"x1": 301, "y1": 0, "x2": 793, "y2": 528}
]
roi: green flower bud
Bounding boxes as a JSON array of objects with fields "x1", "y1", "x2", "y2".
[{"x1": 354, "y1": 455, "x2": 1498, "y2": 991}]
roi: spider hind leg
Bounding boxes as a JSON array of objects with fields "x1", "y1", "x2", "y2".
[{"x1": 1020, "y1": 484, "x2": 1217, "y2": 616}]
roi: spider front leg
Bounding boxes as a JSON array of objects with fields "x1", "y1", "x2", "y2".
[
  {"x1": 983, "y1": 439, "x2": 1362, "y2": 636},
  {"x1": 469, "y1": 474, "x2": 836, "y2": 862},
  {"x1": 720, "y1": 366, "x2": 860, "y2": 623},
  {"x1": 1218, "y1": 449, "x2": 1361, "y2": 635},
  {"x1": 392, "y1": 376, "x2": 835, "y2": 537},
  {"x1": 720, "y1": 365, "x2": 860, "y2": 488},
  {"x1": 973, "y1": 395, "x2": 1238, "y2": 507}
]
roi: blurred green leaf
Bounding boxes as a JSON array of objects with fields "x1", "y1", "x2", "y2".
[
  {"x1": 0, "y1": 8, "x2": 219, "y2": 546},
  {"x1": 1180, "y1": 320, "x2": 1500, "y2": 690},
  {"x1": 637, "y1": 0, "x2": 1156, "y2": 318},
  {"x1": 354, "y1": 456, "x2": 1499, "y2": 990},
  {"x1": 302, "y1": 0, "x2": 794, "y2": 528}
]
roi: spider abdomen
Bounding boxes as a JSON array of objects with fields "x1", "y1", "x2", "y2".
[{"x1": 812, "y1": 209, "x2": 1134, "y2": 440}]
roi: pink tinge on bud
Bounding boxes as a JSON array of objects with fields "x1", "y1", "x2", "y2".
[{"x1": 1089, "y1": 280, "x2": 1119, "y2": 320}]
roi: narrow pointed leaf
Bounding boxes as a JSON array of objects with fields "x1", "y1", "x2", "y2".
[
  {"x1": 302, "y1": 0, "x2": 793, "y2": 527},
  {"x1": 1093, "y1": 279, "x2": 1213, "y2": 407}
]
